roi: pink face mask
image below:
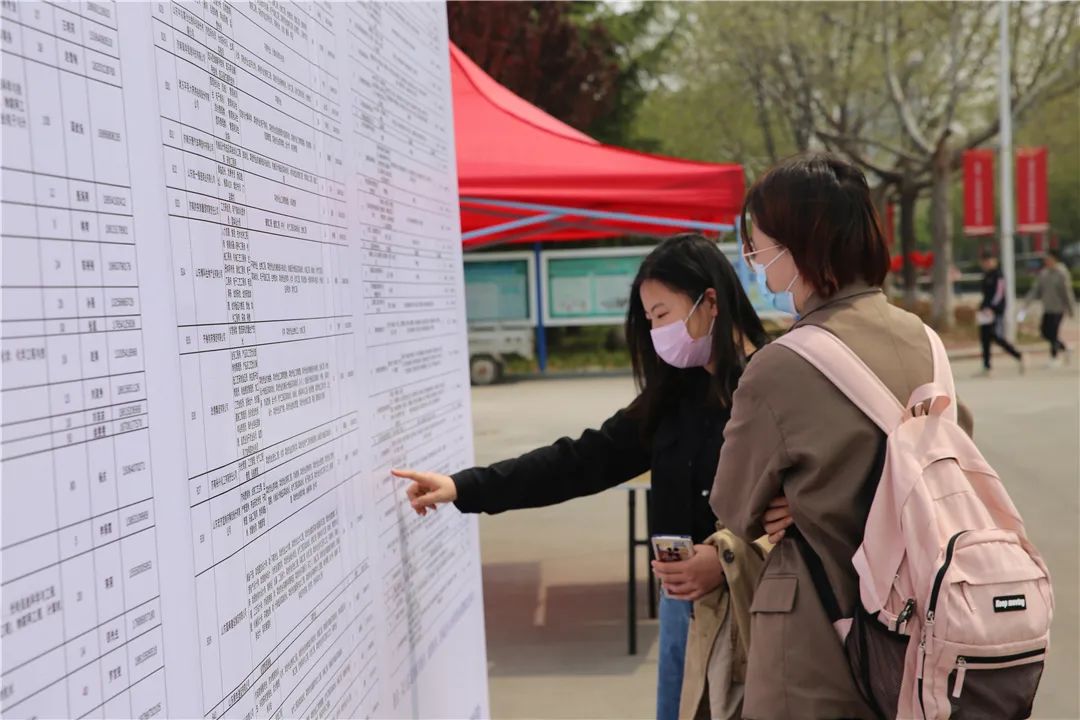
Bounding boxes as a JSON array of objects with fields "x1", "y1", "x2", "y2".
[{"x1": 650, "y1": 294, "x2": 715, "y2": 368}]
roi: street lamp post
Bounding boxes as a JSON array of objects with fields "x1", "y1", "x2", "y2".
[{"x1": 998, "y1": 0, "x2": 1018, "y2": 342}]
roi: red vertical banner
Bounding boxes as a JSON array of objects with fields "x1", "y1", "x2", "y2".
[
  {"x1": 963, "y1": 149, "x2": 995, "y2": 236},
  {"x1": 884, "y1": 201, "x2": 895, "y2": 247},
  {"x1": 1016, "y1": 147, "x2": 1049, "y2": 233}
]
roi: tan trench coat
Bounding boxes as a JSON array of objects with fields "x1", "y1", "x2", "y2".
[
  {"x1": 709, "y1": 284, "x2": 973, "y2": 719},
  {"x1": 679, "y1": 529, "x2": 770, "y2": 720}
]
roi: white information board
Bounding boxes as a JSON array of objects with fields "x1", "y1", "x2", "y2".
[{"x1": 1, "y1": 2, "x2": 488, "y2": 718}]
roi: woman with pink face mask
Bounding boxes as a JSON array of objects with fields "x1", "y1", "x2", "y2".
[{"x1": 394, "y1": 233, "x2": 768, "y2": 720}]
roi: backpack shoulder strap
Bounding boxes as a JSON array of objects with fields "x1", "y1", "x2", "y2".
[
  {"x1": 923, "y1": 325, "x2": 959, "y2": 423},
  {"x1": 901, "y1": 326, "x2": 960, "y2": 422},
  {"x1": 774, "y1": 325, "x2": 904, "y2": 433}
]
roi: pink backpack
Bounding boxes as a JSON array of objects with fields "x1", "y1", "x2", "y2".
[{"x1": 776, "y1": 324, "x2": 1053, "y2": 719}]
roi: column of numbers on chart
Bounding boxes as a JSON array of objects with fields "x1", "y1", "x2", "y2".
[
  {"x1": 149, "y1": 2, "x2": 370, "y2": 717},
  {"x1": 1, "y1": 2, "x2": 166, "y2": 719}
]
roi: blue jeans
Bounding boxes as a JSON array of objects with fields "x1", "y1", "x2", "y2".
[{"x1": 657, "y1": 593, "x2": 692, "y2": 720}]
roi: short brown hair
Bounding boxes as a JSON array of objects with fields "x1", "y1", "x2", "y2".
[{"x1": 741, "y1": 152, "x2": 890, "y2": 298}]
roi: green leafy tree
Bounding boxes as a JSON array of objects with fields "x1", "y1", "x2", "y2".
[{"x1": 635, "y1": 2, "x2": 1079, "y2": 327}]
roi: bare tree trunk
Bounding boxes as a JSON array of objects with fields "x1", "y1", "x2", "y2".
[
  {"x1": 930, "y1": 142, "x2": 955, "y2": 330},
  {"x1": 898, "y1": 180, "x2": 918, "y2": 305},
  {"x1": 870, "y1": 183, "x2": 895, "y2": 296},
  {"x1": 744, "y1": 59, "x2": 779, "y2": 164}
]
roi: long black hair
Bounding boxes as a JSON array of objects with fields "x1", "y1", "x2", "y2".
[{"x1": 625, "y1": 233, "x2": 768, "y2": 439}]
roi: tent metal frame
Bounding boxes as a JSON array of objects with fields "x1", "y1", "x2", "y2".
[{"x1": 460, "y1": 196, "x2": 734, "y2": 242}]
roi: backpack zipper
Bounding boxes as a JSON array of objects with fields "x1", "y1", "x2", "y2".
[
  {"x1": 894, "y1": 598, "x2": 916, "y2": 633},
  {"x1": 927, "y1": 530, "x2": 967, "y2": 624},
  {"x1": 951, "y1": 648, "x2": 1046, "y2": 700},
  {"x1": 917, "y1": 638, "x2": 927, "y2": 718},
  {"x1": 963, "y1": 648, "x2": 1046, "y2": 665},
  {"x1": 920, "y1": 530, "x2": 966, "y2": 717},
  {"x1": 951, "y1": 657, "x2": 967, "y2": 698}
]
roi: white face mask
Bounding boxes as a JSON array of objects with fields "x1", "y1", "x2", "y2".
[{"x1": 650, "y1": 294, "x2": 715, "y2": 368}]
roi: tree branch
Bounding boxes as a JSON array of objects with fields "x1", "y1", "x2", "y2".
[
  {"x1": 837, "y1": 4, "x2": 862, "y2": 129},
  {"x1": 817, "y1": 132, "x2": 905, "y2": 183},
  {"x1": 915, "y1": 8, "x2": 979, "y2": 125},
  {"x1": 945, "y1": 68, "x2": 1080, "y2": 172},
  {"x1": 816, "y1": 130, "x2": 924, "y2": 165},
  {"x1": 735, "y1": 51, "x2": 780, "y2": 163},
  {"x1": 937, "y1": 4, "x2": 967, "y2": 137},
  {"x1": 1016, "y1": 3, "x2": 1077, "y2": 102},
  {"x1": 881, "y1": 5, "x2": 935, "y2": 154},
  {"x1": 1017, "y1": 4, "x2": 1059, "y2": 93},
  {"x1": 1008, "y1": 2, "x2": 1022, "y2": 97}
]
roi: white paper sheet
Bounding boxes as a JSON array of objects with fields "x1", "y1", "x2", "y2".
[{"x1": 2, "y1": 3, "x2": 488, "y2": 718}]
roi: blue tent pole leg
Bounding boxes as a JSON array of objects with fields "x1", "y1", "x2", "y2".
[
  {"x1": 534, "y1": 242, "x2": 548, "y2": 373},
  {"x1": 735, "y1": 214, "x2": 742, "y2": 264}
]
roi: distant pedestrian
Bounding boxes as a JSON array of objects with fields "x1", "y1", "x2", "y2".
[
  {"x1": 1024, "y1": 249, "x2": 1076, "y2": 368},
  {"x1": 977, "y1": 252, "x2": 1024, "y2": 376}
]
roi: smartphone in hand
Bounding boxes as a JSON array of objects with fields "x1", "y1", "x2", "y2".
[{"x1": 651, "y1": 534, "x2": 695, "y2": 562}]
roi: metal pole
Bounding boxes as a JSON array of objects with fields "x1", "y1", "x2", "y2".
[
  {"x1": 627, "y1": 488, "x2": 637, "y2": 655},
  {"x1": 460, "y1": 196, "x2": 735, "y2": 234},
  {"x1": 645, "y1": 488, "x2": 656, "y2": 620},
  {"x1": 533, "y1": 242, "x2": 548, "y2": 372},
  {"x1": 998, "y1": 0, "x2": 1018, "y2": 342}
]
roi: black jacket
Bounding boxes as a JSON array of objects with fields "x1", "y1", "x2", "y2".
[
  {"x1": 980, "y1": 267, "x2": 1007, "y2": 315},
  {"x1": 452, "y1": 370, "x2": 729, "y2": 544}
]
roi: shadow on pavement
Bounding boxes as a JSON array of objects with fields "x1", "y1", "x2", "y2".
[{"x1": 481, "y1": 561, "x2": 659, "y2": 677}]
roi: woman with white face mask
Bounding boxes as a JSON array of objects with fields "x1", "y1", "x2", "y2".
[{"x1": 393, "y1": 233, "x2": 769, "y2": 720}]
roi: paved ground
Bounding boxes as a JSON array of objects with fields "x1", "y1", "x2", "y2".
[{"x1": 466, "y1": 352, "x2": 1079, "y2": 719}]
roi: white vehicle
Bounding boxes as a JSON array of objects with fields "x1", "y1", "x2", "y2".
[{"x1": 467, "y1": 323, "x2": 534, "y2": 385}]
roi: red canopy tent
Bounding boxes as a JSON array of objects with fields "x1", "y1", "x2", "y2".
[{"x1": 450, "y1": 43, "x2": 745, "y2": 248}]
